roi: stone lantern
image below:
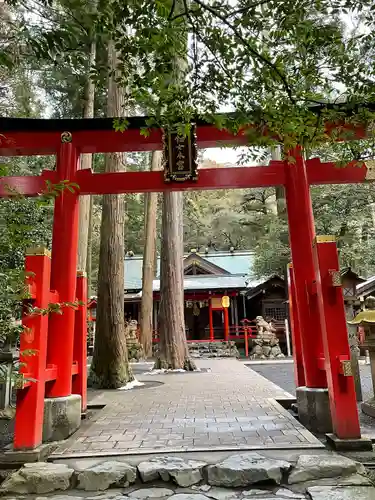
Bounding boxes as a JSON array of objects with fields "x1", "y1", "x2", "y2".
[
  {"x1": 349, "y1": 296, "x2": 375, "y2": 417},
  {"x1": 341, "y1": 268, "x2": 363, "y2": 301},
  {"x1": 341, "y1": 268, "x2": 365, "y2": 401}
]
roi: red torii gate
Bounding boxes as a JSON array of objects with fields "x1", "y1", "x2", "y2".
[{"x1": 0, "y1": 115, "x2": 373, "y2": 451}]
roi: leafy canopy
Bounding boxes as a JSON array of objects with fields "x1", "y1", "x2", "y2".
[{"x1": 4, "y1": 0, "x2": 375, "y2": 152}]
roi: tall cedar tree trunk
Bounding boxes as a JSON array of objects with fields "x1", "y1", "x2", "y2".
[
  {"x1": 139, "y1": 151, "x2": 162, "y2": 358},
  {"x1": 86, "y1": 194, "x2": 94, "y2": 297},
  {"x1": 77, "y1": 38, "x2": 96, "y2": 273},
  {"x1": 89, "y1": 40, "x2": 133, "y2": 388},
  {"x1": 155, "y1": 191, "x2": 195, "y2": 370},
  {"x1": 154, "y1": 0, "x2": 195, "y2": 370}
]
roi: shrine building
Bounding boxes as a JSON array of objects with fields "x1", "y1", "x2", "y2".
[
  {"x1": 88, "y1": 256, "x2": 367, "y2": 348},
  {"x1": 118, "y1": 249, "x2": 287, "y2": 342},
  {"x1": 356, "y1": 274, "x2": 375, "y2": 301}
]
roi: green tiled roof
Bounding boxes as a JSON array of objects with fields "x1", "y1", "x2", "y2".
[
  {"x1": 152, "y1": 275, "x2": 250, "y2": 292},
  {"x1": 124, "y1": 251, "x2": 253, "y2": 291},
  {"x1": 204, "y1": 252, "x2": 254, "y2": 275}
]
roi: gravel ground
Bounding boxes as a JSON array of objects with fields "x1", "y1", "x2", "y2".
[{"x1": 247, "y1": 362, "x2": 374, "y2": 400}]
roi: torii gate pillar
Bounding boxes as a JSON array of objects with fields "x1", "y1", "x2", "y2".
[
  {"x1": 284, "y1": 148, "x2": 332, "y2": 433},
  {"x1": 47, "y1": 139, "x2": 80, "y2": 398},
  {"x1": 43, "y1": 137, "x2": 83, "y2": 442}
]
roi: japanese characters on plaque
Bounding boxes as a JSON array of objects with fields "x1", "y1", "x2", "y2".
[{"x1": 162, "y1": 124, "x2": 198, "y2": 182}]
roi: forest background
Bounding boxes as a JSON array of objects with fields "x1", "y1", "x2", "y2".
[{"x1": 2, "y1": 0, "x2": 375, "y2": 380}]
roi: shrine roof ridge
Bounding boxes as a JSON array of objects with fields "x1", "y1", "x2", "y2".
[
  {"x1": 357, "y1": 275, "x2": 375, "y2": 296},
  {"x1": 125, "y1": 249, "x2": 254, "y2": 260}
]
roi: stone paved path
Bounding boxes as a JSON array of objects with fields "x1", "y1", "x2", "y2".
[{"x1": 51, "y1": 360, "x2": 323, "y2": 459}]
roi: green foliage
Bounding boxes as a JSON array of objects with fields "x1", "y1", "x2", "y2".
[
  {"x1": 3, "y1": 0, "x2": 375, "y2": 300},
  {"x1": 0, "y1": 188, "x2": 52, "y2": 345},
  {"x1": 73, "y1": 0, "x2": 375, "y2": 155},
  {"x1": 0, "y1": 154, "x2": 81, "y2": 346},
  {"x1": 113, "y1": 118, "x2": 130, "y2": 132},
  {"x1": 4, "y1": 0, "x2": 375, "y2": 146},
  {"x1": 252, "y1": 217, "x2": 290, "y2": 278},
  {"x1": 183, "y1": 188, "x2": 277, "y2": 251},
  {"x1": 251, "y1": 182, "x2": 375, "y2": 279}
]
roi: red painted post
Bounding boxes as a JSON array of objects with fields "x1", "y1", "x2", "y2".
[
  {"x1": 287, "y1": 264, "x2": 305, "y2": 387},
  {"x1": 223, "y1": 307, "x2": 229, "y2": 342},
  {"x1": 14, "y1": 248, "x2": 51, "y2": 450},
  {"x1": 284, "y1": 148, "x2": 327, "y2": 389},
  {"x1": 209, "y1": 299, "x2": 214, "y2": 341},
  {"x1": 313, "y1": 236, "x2": 361, "y2": 438},
  {"x1": 72, "y1": 272, "x2": 88, "y2": 413},
  {"x1": 244, "y1": 326, "x2": 249, "y2": 358},
  {"x1": 47, "y1": 139, "x2": 80, "y2": 398}
]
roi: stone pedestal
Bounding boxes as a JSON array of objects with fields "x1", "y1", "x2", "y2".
[
  {"x1": 43, "y1": 394, "x2": 82, "y2": 443},
  {"x1": 361, "y1": 397, "x2": 375, "y2": 418},
  {"x1": 188, "y1": 341, "x2": 240, "y2": 358},
  {"x1": 326, "y1": 432, "x2": 373, "y2": 451},
  {"x1": 296, "y1": 386, "x2": 332, "y2": 434}
]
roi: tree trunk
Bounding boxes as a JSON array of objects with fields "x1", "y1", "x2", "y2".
[
  {"x1": 153, "y1": 0, "x2": 195, "y2": 370},
  {"x1": 139, "y1": 151, "x2": 162, "y2": 358},
  {"x1": 369, "y1": 200, "x2": 375, "y2": 230},
  {"x1": 86, "y1": 194, "x2": 94, "y2": 297},
  {"x1": 275, "y1": 186, "x2": 286, "y2": 217},
  {"x1": 271, "y1": 146, "x2": 286, "y2": 217},
  {"x1": 155, "y1": 191, "x2": 196, "y2": 370},
  {"x1": 89, "y1": 40, "x2": 133, "y2": 388},
  {"x1": 77, "y1": 38, "x2": 96, "y2": 272}
]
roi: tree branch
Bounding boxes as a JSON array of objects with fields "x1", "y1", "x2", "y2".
[
  {"x1": 29, "y1": 0, "x2": 89, "y2": 34},
  {"x1": 170, "y1": 11, "x2": 189, "y2": 21},
  {"x1": 182, "y1": 0, "x2": 254, "y2": 108},
  {"x1": 227, "y1": 0, "x2": 271, "y2": 18},
  {"x1": 191, "y1": 0, "x2": 295, "y2": 104},
  {"x1": 168, "y1": 0, "x2": 177, "y2": 19}
]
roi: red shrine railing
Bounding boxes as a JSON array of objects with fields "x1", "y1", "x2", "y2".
[{"x1": 151, "y1": 323, "x2": 258, "y2": 357}]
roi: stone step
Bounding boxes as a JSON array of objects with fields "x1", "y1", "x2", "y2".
[{"x1": 0, "y1": 453, "x2": 373, "y2": 498}]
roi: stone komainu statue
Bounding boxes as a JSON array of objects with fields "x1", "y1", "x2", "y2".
[
  {"x1": 125, "y1": 320, "x2": 144, "y2": 361},
  {"x1": 250, "y1": 316, "x2": 284, "y2": 360}
]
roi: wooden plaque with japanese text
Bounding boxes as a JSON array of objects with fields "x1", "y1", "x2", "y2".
[{"x1": 162, "y1": 124, "x2": 198, "y2": 182}]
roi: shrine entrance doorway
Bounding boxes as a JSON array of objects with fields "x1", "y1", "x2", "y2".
[{"x1": 185, "y1": 303, "x2": 209, "y2": 340}]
